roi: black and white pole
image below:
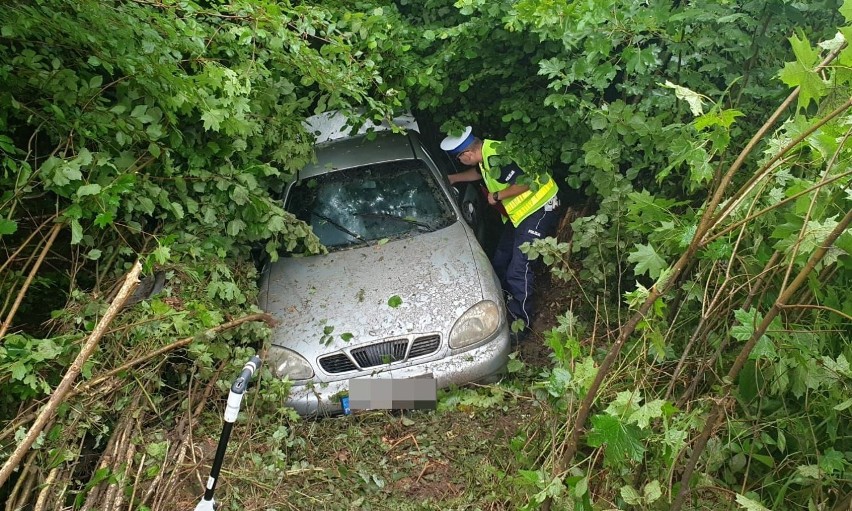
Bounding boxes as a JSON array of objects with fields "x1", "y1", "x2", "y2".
[{"x1": 195, "y1": 355, "x2": 262, "y2": 511}]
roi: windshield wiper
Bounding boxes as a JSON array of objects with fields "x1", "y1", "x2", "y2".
[
  {"x1": 357, "y1": 212, "x2": 434, "y2": 231},
  {"x1": 311, "y1": 210, "x2": 370, "y2": 244}
]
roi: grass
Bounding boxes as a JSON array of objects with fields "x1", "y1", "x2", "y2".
[{"x1": 179, "y1": 380, "x2": 544, "y2": 511}]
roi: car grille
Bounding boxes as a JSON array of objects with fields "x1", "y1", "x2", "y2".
[
  {"x1": 352, "y1": 339, "x2": 408, "y2": 368},
  {"x1": 318, "y1": 355, "x2": 357, "y2": 374},
  {"x1": 318, "y1": 334, "x2": 442, "y2": 374},
  {"x1": 408, "y1": 335, "x2": 440, "y2": 357}
]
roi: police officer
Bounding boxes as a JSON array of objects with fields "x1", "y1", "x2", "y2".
[{"x1": 441, "y1": 126, "x2": 560, "y2": 341}]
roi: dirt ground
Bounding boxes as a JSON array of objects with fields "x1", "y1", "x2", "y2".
[{"x1": 520, "y1": 205, "x2": 585, "y2": 366}]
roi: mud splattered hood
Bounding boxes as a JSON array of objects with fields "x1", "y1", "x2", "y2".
[{"x1": 259, "y1": 222, "x2": 489, "y2": 355}]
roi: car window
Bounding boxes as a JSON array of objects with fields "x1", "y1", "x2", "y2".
[{"x1": 287, "y1": 159, "x2": 456, "y2": 250}]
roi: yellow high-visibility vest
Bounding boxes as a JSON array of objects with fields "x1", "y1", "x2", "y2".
[{"x1": 479, "y1": 139, "x2": 558, "y2": 227}]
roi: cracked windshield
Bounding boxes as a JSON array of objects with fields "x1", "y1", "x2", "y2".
[{"x1": 288, "y1": 160, "x2": 455, "y2": 249}]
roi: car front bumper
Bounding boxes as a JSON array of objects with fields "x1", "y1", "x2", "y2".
[{"x1": 284, "y1": 329, "x2": 511, "y2": 416}]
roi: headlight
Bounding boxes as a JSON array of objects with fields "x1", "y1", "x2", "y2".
[
  {"x1": 449, "y1": 300, "x2": 501, "y2": 349},
  {"x1": 269, "y1": 347, "x2": 314, "y2": 380}
]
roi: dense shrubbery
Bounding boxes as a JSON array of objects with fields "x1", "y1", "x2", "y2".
[{"x1": 1, "y1": 0, "x2": 850, "y2": 510}]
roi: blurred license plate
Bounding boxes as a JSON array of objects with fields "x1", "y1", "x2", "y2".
[{"x1": 347, "y1": 374, "x2": 436, "y2": 411}]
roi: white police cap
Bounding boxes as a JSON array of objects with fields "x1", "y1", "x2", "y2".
[{"x1": 440, "y1": 126, "x2": 474, "y2": 155}]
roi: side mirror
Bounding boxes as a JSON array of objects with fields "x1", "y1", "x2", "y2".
[
  {"x1": 461, "y1": 199, "x2": 477, "y2": 226},
  {"x1": 450, "y1": 183, "x2": 461, "y2": 202}
]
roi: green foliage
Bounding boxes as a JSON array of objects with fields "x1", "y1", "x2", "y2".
[
  {"x1": 2, "y1": 0, "x2": 852, "y2": 510},
  {"x1": 0, "y1": 0, "x2": 410, "y2": 269},
  {"x1": 421, "y1": 1, "x2": 851, "y2": 507},
  {"x1": 587, "y1": 413, "x2": 646, "y2": 466},
  {"x1": 0, "y1": 334, "x2": 74, "y2": 401}
]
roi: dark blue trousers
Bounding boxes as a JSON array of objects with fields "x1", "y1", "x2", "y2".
[{"x1": 491, "y1": 205, "x2": 560, "y2": 330}]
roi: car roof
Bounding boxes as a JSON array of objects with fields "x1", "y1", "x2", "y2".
[
  {"x1": 299, "y1": 130, "x2": 420, "y2": 180},
  {"x1": 304, "y1": 111, "x2": 419, "y2": 144}
]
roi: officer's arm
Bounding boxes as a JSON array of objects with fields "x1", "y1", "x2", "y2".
[
  {"x1": 448, "y1": 168, "x2": 482, "y2": 185},
  {"x1": 494, "y1": 184, "x2": 529, "y2": 202},
  {"x1": 488, "y1": 184, "x2": 529, "y2": 205}
]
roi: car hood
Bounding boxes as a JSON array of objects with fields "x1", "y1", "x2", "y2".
[{"x1": 260, "y1": 222, "x2": 488, "y2": 354}]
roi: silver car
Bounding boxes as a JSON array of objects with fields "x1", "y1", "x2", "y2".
[{"x1": 258, "y1": 129, "x2": 511, "y2": 415}]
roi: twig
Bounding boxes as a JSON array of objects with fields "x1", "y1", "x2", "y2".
[
  {"x1": 4, "y1": 453, "x2": 35, "y2": 511},
  {"x1": 703, "y1": 169, "x2": 852, "y2": 246},
  {"x1": 0, "y1": 222, "x2": 62, "y2": 339},
  {"x1": 147, "y1": 361, "x2": 226, "y2": 509},
  {"x1": 155, "y1": 419, "x2": 195, "y2": 510},
  {"x1": 0, "y1": 214, "x2": 57, "y2": 275},
  {"x1": 33, "y1": 466, "x2": 59, "y2": 511},
  {"x1": 0, "y1": 261, "x2": 142, "y2": 489},
  {"x1": 81, "y1": 382, "x2": 139, "y2": 511},
  {"x1": 97, "y1": 418, "x2": 132, "y2": 511},
  {"x1": 111, "y1": 428, "x2": 136, "y2": 511},
  {"x1": 388, "y1": 433, "x2": 419, "y2": 451},
  {"x1": 415, "y1": 462, "x2": 431, "y2": 483},
  {"x1": 778, "y1": 304, "x2": 852, "y2": 322},
  {"x1": 139, "y1": 439, "x2": 170, "y2": 508},
  {"x1": 703, "y1": 42, "x2": 847, "y2": 237},
  {"x1": 75, "y1": 312, "x2": 275, "y2": 394},
  {"x1": 127, "y1": 453, "x2": 146, "y2": 511}
]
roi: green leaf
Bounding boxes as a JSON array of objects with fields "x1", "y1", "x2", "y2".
[
  {"x1": 823, "y1": 353, "x2": 851, "y2": 377},
  {"x1": 631, "y1": 399, "x2": 666, "y2": 429},
  {"x1": 152, "y1": 245, "x2": 170, "y2": 264},
  {"x1": 76, "y1": 184, "x2": 102, "y2": 197},
  {"x1": 778, "y1": 39, "x2": 827, "y2": 111},
  {"x1": 604, "y1": 390, "x2": 642, "y2": 418},
  {"x1": 661, "y1": 80, "x2": 705, "y2": 116},
  {"x1": 231, "y1": 185, "x2": 249, "y2": 205},
  {"x1": 0, "y1": 219, "x2": 17, "y2": 235},
  {"x1": 833, "y1": 398, "x2": 852, "y2": 411},
  {"x1": 587, "y1": 414, "x2": 645, "y2": 464},
  {"x1": 620, "y1": 485, "x2": 643, "y2": 505},
  {"x1": 70, "y1": 220, "x2": 83, "y2": 245},
  {"x1": 387, "y1": 295, "x2": 402, "y2": 308},
  {"x1": 131, "y1": 104, "x2": 148, "y2": 120},
  {"x1": 507, "y1": 356, "x2": 524, "y2": 373},
  {"x1": 627, "y1": 243, "x2": 666, "y2": 279},
  {"x1": 145, "y1": 441, "x2": 169, "y2": 460},
  {"x1": 201, "y1": 109, "x2": 227, "y2": 131},
  {"x1": 643, "y1": 480, "x2": 662, "y2": 503},
  {"x1": 819, "y1": 448, "x2": 845, "y2": 474},
  {"x1": 574, "y1": 476, "x2": 588, "y2": 498},
  {"x1": 695, "y1": 109, "x2": 743, "y2": 130},
  {"x1": 749, "y1": 336, "x2": 777, "y2": 360},
  {"x1": 738, "y1": 359, "x2": 759, "y2": 402},
  {"x1": 519, "y1": 469, "x2": 544, "y2": 486},
  {"x1": 789, "y1": 32, "x2": 820, "y2": 67},
  {"x1": 340, "y1": 332, "x2": 353, "y2": 342},
  {"x1": 735, "y1": 494, "x2": 770, "y2": 511},
  {"x1": 94, "y1": 212, "x2": 114, "y2": 228},
  {"x1": 9, "y1": 360, "x2": 28, "y2": 381},
  {"x1": 731, "y1": 308, "x2": 758, "y2": 341},
  {"x1": 841, "y1": 0, "x2": 852, "y2": 22},
  {"x1": 226, "y1": 219, "x2": 246, "y2": 236}
]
